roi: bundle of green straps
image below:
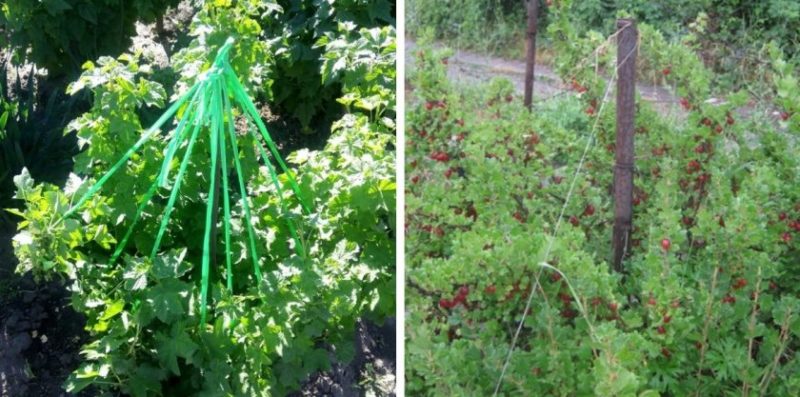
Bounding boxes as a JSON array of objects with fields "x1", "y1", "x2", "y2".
[{"x1": 63, "y1": 38, "x2": 311, "y2": 324}]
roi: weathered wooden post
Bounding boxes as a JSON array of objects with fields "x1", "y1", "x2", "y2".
[
  {"x1": 612, "y1": 19, "x2": 637, "y2": 272},
  {"x1": 523, "y1": 0, "x2": 538, "y2": 109}
]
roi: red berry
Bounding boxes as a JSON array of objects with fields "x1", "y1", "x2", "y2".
[
  {"x1": 733, "y1": 278, "x2": 747, "y2": 289},
  {"x1": 780, "y1": 111, "x2": 790, "y2": 121},
  {"x1": 583, "y1": 204, "x2": 596, "y2": 217},
  {"x1": 648, "y1": 297, "x2": 657, "y2": 306},
  {"x1": 715, "y1": 125, "x2": 723, "y2": 134},
  {"x1": 726, "y1": 114, "x2": 735, "y2": 125},
  {"x1": 609, "y1": 302, "x2": 618, "y2": 312},
  {"x1": 680, "y1": 98, "x2": 691, "y2": 110},
  {"x1": 662, "y1": 67, "x2": 671, "y2": 76},
  {"x1": 553, "y1": 176, "x2": 563, "y2": 184},
  {"x1": 687, "y1": 160, "x2": 701, "y2": 173},
  {"x1": 663, "y1": 315, "x2": 671, "y2": 323},
  {"x1": 701, "y1": 117, "x2": 712, "y2": 126},
  {"x1": 657, "y1": 326, "x2": 666, "y2": 334},
  {"x1": 551, "y1": 272, "x2": 562, "y2": 282},
  {"x1": 455, "y1": 119, "x2": 464, "y2": 127},
  {"x1": 782, "y1": 232, "x2": 792, "y2": 243},
  {"x1": 661, "y1": 347, "x2": 671, "y2": 358},
  {"x1": 458, "y1": 285, "x2": 470, "y2": 297},
  {"x1": 439, "y1": 298, "x2": 452, "y2": 309},
  {"x1": 585, "y1": 106, "x2": 596, "y2": 116},
  {"x1": 569, "y1": 215, "x2": 580, "y2": 226},
  {"x1": 505, "y1": 94, "x2": 513, "y2": 102},
  {"x1": 560, "y1": 308, "x2": 578, "y2": 319},
  {"x1": 425, "y1": 101, "x2": 435, "y2": 111},
  {"x1": 484, "y1": 285, "x2": 496, "y2": 294},
  {"x1": 661, "y1": 239, "x2": 671, "y2": 252},
  {"x1": 411, "y1": 175, "x2": 420, "y2": 184},
  {"x1": 722, "y1": 294, "x2": 736, "y2": 304},
  {"x1": 444, "y1": 169, "x2": 453, "y2": 178},
  {"x1": 779, "y1": 212, "x2": 788, "y2": 221}
]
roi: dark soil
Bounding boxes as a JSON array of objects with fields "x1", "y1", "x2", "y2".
[
  {"x1": 0, "y1": 219, "x2": 94, "y2": 397},
  {"x1": 289, "y1": 318, "x2": 397, "y2": 397}
]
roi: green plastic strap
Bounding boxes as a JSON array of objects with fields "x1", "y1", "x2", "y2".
[
  {"x1": 108, "y1": 86, "x2": 204, "y2": 265},
  {"x1": 222, "y1": 83, "x2": 262, "y2": 282},
  {"x1": 243, "y1": 114, "x2": 305, "y2": 257},
  {"x1": 158, "y1": 85, "x2": 205, "y2": 188},
  {"x1": 217, "y1": 82, "x2": 234, "y2": 292},
  {"x1": 222, "y1": 67, "x2": 311, "y2": 215},
  {"x1": 64, "y1": 83, "x2": 200, "y2": 218},
  {"x1": 149, "y1": 82, "x2": 211, "y2": 259},
  {"x1": 200, "y1": 77, "x2": 222, "y2": 324}
]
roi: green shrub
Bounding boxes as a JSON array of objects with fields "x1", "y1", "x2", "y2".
[
  {"x1": 406, "y1": 22, "x2": 800, "y2": 397},
  {"x1": 10, "y1": 6, "x2": 396, "y2": 396},
  {"x1": 1, "y1": 0, "x2": 180, "y2": 77}
]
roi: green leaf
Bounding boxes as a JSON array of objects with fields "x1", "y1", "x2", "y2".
[
  {"x1": 156, "y1": 326, "x2": 199, "y2": 375},
  {"x1": 100, "y1": 300, "x2": 125, "y2": 321},
  {"x1": 145, "y1": 279, "x2": 189, "y2": 323},
  {"x1": 43, "y1": 0, "x2": 72, "y2": 15},
  {"x1": 127, "y1": 364, "x2": 166, "y2": 397},
  {"x1": 77, "y1": 4, "x2": 97, "y2": 24},
  {"x1": 12, "y1": 168, "x2": 34, "y2": 199},
  {"x1": 151, "y1": 248, "x2": 190, "y2": 279}
]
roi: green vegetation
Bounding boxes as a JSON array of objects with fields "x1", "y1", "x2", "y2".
[
  {"x1": 407, "y1": 0, "x2": 800, "y2": 91},
  {"x1": 406, "y1": 8, "x2": 800, "y2": 395},
  {"x1": 5, "y1": 1, "x2": 395, "y2": 395}
]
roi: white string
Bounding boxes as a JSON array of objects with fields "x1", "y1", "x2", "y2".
[{"x1": 491, "y1": 34, "x2": 639, "y2": 396}]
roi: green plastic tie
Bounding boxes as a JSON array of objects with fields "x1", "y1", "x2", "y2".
[{"x1": 63, "y1": 37, "x2": 307, "y2": 326}]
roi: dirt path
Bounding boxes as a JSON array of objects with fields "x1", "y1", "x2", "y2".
[{"x1": 406, "y1": 37, "x2": 691, "y2": 118}]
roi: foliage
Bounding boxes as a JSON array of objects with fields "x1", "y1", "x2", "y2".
[
  {"x1": 405, "y1": 28, "x2": 800, "y2": 396},
  {"x1": 407, "y1": 0, "x2": 800, "y2": 91},
  {"x1": 407, "y1": 0, "x2": 526, "y2": 57},
  {"x1": 256, "y1": 0, "x2": 395, "y2": 130},
  {"x1": 0, "y1": 62, "x2": 80, "y2": 213},
  {"x1": 11, "y1": 15, "x2": 396, "y2": 397},
  {"x1": 0, "y1": 0, "x2": 180, "y2": 77},
  {"x1": 169, "y1": 0, "x2": 395, "y2": 132}
]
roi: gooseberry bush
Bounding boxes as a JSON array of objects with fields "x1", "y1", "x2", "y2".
[
  {"x1": 406, "y1": 17, "x2": 800, "y2": 397},
  {"x1": 10, "y1": 2, "x2": 395, "y2": 396}
]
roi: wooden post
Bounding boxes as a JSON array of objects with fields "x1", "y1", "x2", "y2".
[
  {"x1": 612, "y1": 19, "x2": 637, "y2": 272},
  {"x1": 523, "y1": 0, "x2": 538, "y2": 110}
]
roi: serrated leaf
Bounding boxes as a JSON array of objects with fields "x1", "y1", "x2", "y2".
[{"x1": 151, "y1": 248, "x2": 190, "y2": 279}]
